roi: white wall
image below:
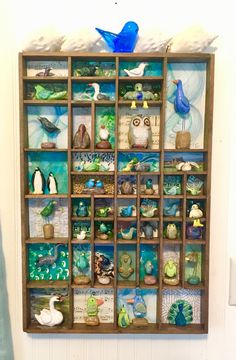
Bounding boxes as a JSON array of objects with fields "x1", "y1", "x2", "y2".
[{"x1": 0, "y1": 1, "x2": 235, "y2": 359}]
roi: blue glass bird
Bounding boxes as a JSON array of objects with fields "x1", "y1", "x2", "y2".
[
  {"x1": 173, "y1": 79, "x2": 190, "y2": 115},
  {"x1": 95, "y1": 21, "x2": 139, "y2": 53}
]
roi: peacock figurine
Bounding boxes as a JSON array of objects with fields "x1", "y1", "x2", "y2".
[{"x1": 168, "y1": 299, "x2": 193, "y2": 326}]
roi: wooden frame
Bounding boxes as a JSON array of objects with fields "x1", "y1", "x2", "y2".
[{"x1": 19, "y1": 52, "x2": 214, "y2": 334}]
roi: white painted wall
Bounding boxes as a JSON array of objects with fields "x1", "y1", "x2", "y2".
[{"x1": 0, "y1": 0, "x2": 235, "y2": 359}]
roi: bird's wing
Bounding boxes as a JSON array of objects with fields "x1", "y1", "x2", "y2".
[
  {"x1": 181, "y1": 95, "x2": 190, "y2": 108},
  {"x1": 95, "y1": 28, "x2": 118, "y2": 51},
  {"x1": 127, "y1": 68, "x2": 141, "y2": 76}
]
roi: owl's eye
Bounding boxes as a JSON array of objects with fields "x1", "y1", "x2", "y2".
[
  {"x1": 132, "y1": 118, "x2": 140, "y2": 126},
  {"x1": 144, "y1": 117, "x2": 150, "y2": 127}
]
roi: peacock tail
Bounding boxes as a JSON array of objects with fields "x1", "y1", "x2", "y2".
[{"x1": 168, "y1": 299, "x2": 193, "y2": 325}]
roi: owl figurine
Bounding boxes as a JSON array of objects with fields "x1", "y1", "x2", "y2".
[{"x1": 128, "y1": 115, "x2": 152, "y2": 149}]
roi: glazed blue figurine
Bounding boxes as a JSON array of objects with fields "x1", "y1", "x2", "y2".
[
  {"x1": 95, "y1": 180, "x2": 104, "y2": 189},
  {"x1": 95, "y1": 21, "x2": 139, "y2": 52},
  {"x1": 173, "y1": 80, "x2": 190, "y2": 116},
  {"x1": 76, "y1": 201, "x2": 89, "y2": 217},
  {"x1": 127, "y1": 290, "x2": 147, "y2": 318},
  {"x1": 85, "y1": 179, "x2": 95, "y2": 189},
  {"x1": 120, "y1": 206, "x2": 134, "y2": 217}
]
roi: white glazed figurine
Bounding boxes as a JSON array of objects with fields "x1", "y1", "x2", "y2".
[
  {"x1": 47, "y1": 172, "x2": 58, "y2": 194},
  {"x1": 88, "y1": 83, "x2": 110, "y2": 101},
  {"x1": 31, "y1": 167, "x2": 45, "y2": 194},
  {"x1": 77, "y1": 230, "x2": 87, "y2": 240},
  {"x1": 128, "y1": 115, "x2": 152, "y2": 149},
  {"x1": 35, "y1": 295, "x2": 64, "y2": 327},
  {"x1": 99, "y1": 125, "x2": 110, "y2": 141},
  {"x1": 189, "y1": 204, "x2": 204, "y2": 227},
  {"x1": 176, "y1": 161, "x2": 199, "y2": 172},
  {"x1": 124, "y1": 62, "x2": 148, "y2": 77}
]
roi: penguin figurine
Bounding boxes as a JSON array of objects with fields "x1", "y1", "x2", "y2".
[
  {"x1": 31, "y1": 167, "x2": 45, "y2": 194},
  {"x1": 47, "y1": 172, "x2": 58, "y2": 194}
]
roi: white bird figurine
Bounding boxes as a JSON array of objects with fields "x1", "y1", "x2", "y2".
[
  {"x1": 176, "y1": 161, "x2": 199, "y2": 172},
  {"x1": 77, "y1": 230, "x2": 86, "y2": 240},
  {"x1": 168, "y1": 25, "x2": 218, "y2": 53},
  {"x1": 35, "y1": 295, "x2": 64, "y2": 327},
  {"x1": 88, "y1": 82, "x2": 110, "y2": 100},
  {"x1": 99, "y1": 125, "x2": 110, "y2": 141},
  {"x1": 124, "y1": 62, "x2": 148, "y2": 77},
  {"x1": 189, "y1": 204, "x2": 204, "y2": 227}
]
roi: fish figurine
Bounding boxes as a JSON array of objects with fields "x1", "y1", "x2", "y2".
[{"x1": 95, "y1": 21, "x2": 139, "y2": 53}]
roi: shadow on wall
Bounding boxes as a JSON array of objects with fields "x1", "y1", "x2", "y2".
[{"x1": 0, "y1": 222, "x2": 14, "y2": 360}]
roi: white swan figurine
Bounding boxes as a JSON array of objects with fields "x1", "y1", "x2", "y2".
[{"x1": 35, "y1": 295, "x2": 64, "y2": 327}]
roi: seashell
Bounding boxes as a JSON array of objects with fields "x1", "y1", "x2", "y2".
[
  {"x1": 22, "y1": 27, "x2": 64, "y2": 52},
  {"x1": 134, "y1": 29, "x2": 172, "y2": 53},
  {"x1": 61, "y1": 29, "x2": 100, "y2": 52}
]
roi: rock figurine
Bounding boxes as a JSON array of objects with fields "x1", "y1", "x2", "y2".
[
  {"x1": 128, "y1": 115, "x2": 152, "y2": 149},
  {"x1": 73, "y1": 124, "x2": 90, "y2": 149}
]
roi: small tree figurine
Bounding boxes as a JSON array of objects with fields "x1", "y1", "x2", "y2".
[{"x1": 40, "y1": 200, "x2": 57, "y2": 239}]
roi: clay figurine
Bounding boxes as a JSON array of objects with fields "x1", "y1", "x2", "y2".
[
  {"x1": 168, "y1": 300, "x2": 193, "y2": 326},
  {"x1": 118, "y1": 252, "x2": 134, "y2": 279},
  {"x1": 36, "y1": 67, "x2": 55, "y2": 77},
  {"x1": 85, "y1": 295, "x2": 104, "y2": 326},
  {"x1": 140, "y1": 205, "x2": 158, "y2": 218},
  {"x1": 120, "y1": 180, "x2": 134, "y2": 195},
  {"x1": 83, "y1": 178, "x2": 105, "y2": 195},
  {"x1": 47, "y1": 172, "x2": 58, "y2": 195},
  {"x1": 144, "y1": 260, "x2": 157, "y2": 285},
  {"x1": 35, "y1": 295, "x2": 64, "y2": 327},
  {"x1": 119, "y1": 226, "x2": 136, "y2": 240},
  {"x1": 95, "y1": 207, "x2": 112, "y2": 217},
  {"x1": 38, "y1": 116, "x2": 60, "y2": 149},
  {"x1": 185, "y1": 252, "x2": 200, "y2": 285},
  {"x1": 76, "y1": 200, "x2": 89, "y2": 217},
  {"x1": 31, "y1": 167, "x2": 46, "y2": 194},
  {"x1": 120, "y1": 205, "x2": 135, "y2": 217},
  {"x1": 140, "y1": 222, "x2": 157, "y2": 240},
  {"x1": 145, "y1": 178, "x2": 154, "y2": 195},
  {"x1": 189, "y1": 204, "x2": 204, "y2": 227},
  {"x1": 95, "y1": 252, "x2": 114, "y2": 285},
  {"x1": 34, "y1": 84, "x2": 67, "y2": 100},
  {"x1": 127, "y1": 290, "x2": 148, "y2": 327},
  {"x1": 76, "y1": 230, "x2": 87, "y2": 240},
  {"x1": 88, "y1": 83, "x2": 110, "y2": 101},
  {"x1": 123, "y1": 83, "x2": 155, "y2": 100},
  {"x1": 163, "y1": 259, "x2": 179, "y2": 285},
  {"x1": 40, "y1": 200, "x2": 57, "y2": 239},
  {"x1": 36, "y1": 244, "x2": 61, "y2": 267},
  {"x1": 96, "y1": 222, "x2": 109, "y2": 240},
  {"x1": 176, "y1": 161, "x2": 199, "y2": 172},
  {"x1": 166, "y1": 223, "x2": 178, "y2": 240},
  {"x1": 96, "y1": 124, "x2": 112, "y2": 149},
  {"x1": 124, "y1": 62, "x2": 148, "y2": 77},
  {"x1": 128, "y1": 115, "x2": 152, "y2": 149},
  {"x1": 186, "y1": 175, "x2": 204, "y2": 195},
  {"x1": 118, "y1": 305, "x2": 130, "y2": 328},
  {"x1": 73, "y1": 124, "x2": 90, "y2": 149}
]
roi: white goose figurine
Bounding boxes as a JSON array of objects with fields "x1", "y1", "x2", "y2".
[
  {"x1": 35, "y1": 295, "x2": 64, "y2": 327},
  {"x1": 124, "y1": 62, "x2": 148, "y2": 77},
  {"x1": 88, "y1": 82, "x2": 110, "y2": 100}
]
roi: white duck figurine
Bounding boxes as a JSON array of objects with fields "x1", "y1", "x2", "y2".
[
  {"x1": 176, "y1": 161, "x2": 199, "y2": 172},
  {"x1": 120, "y1": 226, "x2": 136, "y2": 240},
  {"x1": 124, "y1": 62, "x2": 148, "y2": 77},
  {"x1": 140, "y1": 206, "x2": 158, "y2": 218},
  {"x1": 88, "y1": 82, "x2": 110, "y2": 100},
  {"x1": 77, "y1": 230, "x2": 86, "y2": 240},
  {"x1": 99, "y1": 125, "x2": 110, "y2": 141},
  {"x1": 35, "y1": 295, "x2": 64, "y2": 327}
]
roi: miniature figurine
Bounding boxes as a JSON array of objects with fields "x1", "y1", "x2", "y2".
[
  {"x1": 95, "y1": 21, "x2": 139, "y2": 53},
  {"x1": 163, "y1": 259, "x2": 179, "y2": 285},
  {"x1": 97, "y1": 222, "x2": 109, "y2": 240},
  {"x1": 36, "y1": 67, "x2": 55, "y2": 77},
  {"x1": 189, "y1": 204, "x2": 204, "y2": 227},
  {"x1": 127, "y1": 290, "x2": 148, "y2": 327},
  {"x1": 140, "y1": 222, "x2": 157, "y2": 240},
  {"x1": 124, "y1": 62, "x2": 148, "y2": 77},
  {"x1": 35, "y1": 295, "x2": 64, "y2": 327},
  {"x1": 40, "y1": 200, "x2": 57, "y2": 239},
  {"x1": 95, "y1": 207, "x2": 112, "y2": 217},
  {"x1": 85, "y1": 178, "x2": 96, "y2": 189},
  {"x1": 47, "y1": 172, "x2": 58, "y2": 194},
  {"x1": 94, "y1": 252, "x2": 114, "y2": 285},
  {"x1": 163, "y1": 202, "x2": 180, "y2": 217},
  {"x1": 74, "y1": 65, "x2": 97, "y2": 77},
  {"x1": 128, "y1": 115, "x2": 152, "y2": 149},
  {"x1": 76, "y1": 200, "x2": 89, "y2": 217},
  {"x1": 96, "y1": 124, "x2": 112, "y2": 149},
  {"x1": 85, "y1": 295, "x2": 104, "y2": 326},
  {"x1": 176, "y1": 161, "x2": 199, "y2": 172},
  {"x1": 186, "y1": 224, "x2": 203, "y2": 239},
  {"x1": 76, "y1": 230, "x2": 87, "y2": 240},
  {"x1": 118, "y1": 305, "x2": 130, "y2": 328},
  {"x1": 118, "y1": 252, "x2": 134, "y2": 279},
  {"x1": 120, "y1": 226, "x2": 136, "y2": 240},
  {"x1": 145, "y1": 178, "x2": 154, "y2": 195},
  {"x1": 166, "y1": 223, "x2": 178, "y2": 239},
  {"x1": 38, "y1": 115, "x2": 61, "y2": 148},
  {"x1": 144, "y1": 260, "x2": 157, "y2": 285},
  {"x1": 34, "y1": 84, "x2": 67, "y2": 100},
  {"x1": 83, "y1": 178, "x2": 105, "y2": 195},
  {"x1": 186, "y1": 175, "x2": 204, "y2": 195},
  {"x1": 134, "y1": 162, "x2": 151, "y2": 172},
  {"x1": 36, "y1": 244, "x2": 61, "y2": 267},
  {"x1": 73, "y1": 124, "x2": 90, "y2": 149},
  {"x1": 88, "y1": 83, "x2": 110, "y2": 101},
  {"x1": 140, "y1": 205, "x2": 158, "y2": 218},
  {"x1": 120, "y1": 180, "x2": 134, "y2": 195},
  {"x1": 185, "y1": 252, "x2": 200, "y2": 285},
  {"x1": 168, "y1": 300, "x2": 193, "y2": 326},
  {"x1": 31, "y1": 167, "x2": 45, "y2": 194},
  {"x1": 120, "y1": 205, "x2": 135, "y2": 217}
]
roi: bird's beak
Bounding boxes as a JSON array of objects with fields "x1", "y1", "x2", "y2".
[
  {"x1": 126, "y1": 299, "x2": 134, "y2": 304},
  {"x1": 88, "y1": 83, "x2": 92, "y2": 86},
  {"x1": 172, "y1": 80, "x2": 178, "y2": 84},
  {"x1": 96, "y1": 298, "x2": 104, "y2": 306}
]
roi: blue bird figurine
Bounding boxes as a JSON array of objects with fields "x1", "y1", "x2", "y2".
[
  {"x1": 95, "y1": 180, "x2": 104, "y2": 189},
  {"x1": 120, "y1": 206, "x2": 135, "y2": 217},
  {"x1": 85, "y1": 179, "x2": 95, "y2": 189},
  {"x1": 173, "y1": 80, "x2": 190, "y2": 115},
  {"x1": 95, "y1": 21, "x2": 139, "y2": 53},
  {"x1": 127, "y1": 291, "x2": 147, "y2": 319}
]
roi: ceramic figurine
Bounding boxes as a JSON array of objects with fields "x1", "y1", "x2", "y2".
[
  {"x1": 95, "y1": 252, "x2": 114, "y2": 285},
  {"x1": 189, "y1": 204, "x2": 204, "y2": 227},
  {"x1": 168, "y1": 300, "x2": 193, "y2": 327},
  {"x1": 74, "y1": 251, "x2": 90, "y2": 285},
  {"x1": 128, "y1": 115, "x2": 152, "y2": 149},
  {"x1": 145, "y1": 178, "x2": 154, "y2": 195},
  {"x1": 118, "y1": 252, "x2": 134, "y2": 279},
  {"x1": 134, "y1": 162, "x2": 150, "y2": 172},
  {"x1": 95, "y1": 207, "x2": 112, "y2": 217},
  {"x1": 95, "y1": 180, "x2": 104, "y2": 189},
  {"x1": 140, "y1": 205, "x2": 158, "y2": 218},
  {"x1": 118, "y1": 305, "x2": 130, "y2": 328},
  {"x1": 88, "y1": 83, "x2": 110, "y2": 101},
  {"x1": 85, "y1": 295, "x2": 104, "y2": 326},
  {"x1": 186, "y1": 175, "x2": 204, "y2": 195},
  {"x1": 124, "y1": 62, "x2": 148, "y2": 77},
  {"x1": 166, "y1": 223, "x2": 178, "y2": 239},
  {"x1": 120, "y1": 180, "x2": 134, "y2": 195},
  {"x1": 121, "y1": 158, "x2": 138, "y2": 172},
  {"x1": 34, "y1": 84, "x2": 67, "y2": 100},
  {"x1": 120, "y1": 205, "x2": 135, "y2": 217},
  {"x1": 47, "y1": 172, "x2": 58, "y2": 194},
  {"x1": 76, "y1": 230, "x2": 87, "y2": 240},
  {"x1": 163, "y1": 259, "x2": 179, "y2": 285},
  {"x1": 120, "y1": 226, "x2": 136, "y2": 240},
  {"x1": 144, "y1": 260, "x2": 157, "y2": 285},
  {"x1": 77, "y1": 251, "x2": 89, "y2": 272},
  {"x1": 176, "y1": 161, "x2": 199, "y2": 172},
  {"x1": 76, "y1": 200, "x2": 89, "y2": 217},
  {"x1": 163, "y1": 183, "x2": 181, "y2": 195},
  {"x1": 40, "y1": 200, "x2": 57, "y2": 239},
  {"x1": 97, "y1": 222, "x2": 109, "y2": 240},
  {"x1": 163, "y1": 203, "x2": 180, "y2": 217},
  {"x1": 123, "y1": 83, "x2": 155, "y2": 100},
  {"x1": 73, "y1": 124, "x2": 90, "y2": 149},
  {"x1": 185, "y1": 252, "x2": 200, "y2": 285},
  {"x1": 31, "y1": 167, "x2": 45, "y2": 194},
  {"x1": 83, "y1": 178, "x2": 105, "y2": 195},
  {"x1": 96, "y1": 124, "x2": 112, "y2": 149},
  {"x1": 186, "y1": 224, "x2": 203, "y2": 239},
  {"x1": 83, "y1": 158, "x2": 102, "y2": 172},
  {"x1": 35, "y1": 295, "x2": 64, "y2": 327},
  {"x1": 36, "y1": 244, "x2": 61, "y2": 267},
  {"x1": 85, "y1": 178, "x2": 96, "y2": 189},
  {"x1": 74, "y1": 65, "x2": 97, "y2": 77},
  {"x1": 38, "y1": 116, "x2": 60, "y2": 134},
  {"x1": 95, "y1": 21, "x2": 139, "y2": 53},
  {"x1": 36, "y1": 67, "x2": 55, "y2": 77},
  {"x1": 127, "y1": 290, "x2": 148, "y2": 326},
  {"x1": 140, "y1": 222, "x2": 157, "y2": 240}
]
